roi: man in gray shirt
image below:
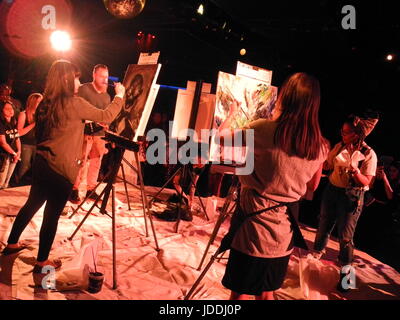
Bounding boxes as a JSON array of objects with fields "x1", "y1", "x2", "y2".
[{"x1": 69, "y1": 64, "x2": 111, "y2": 202}]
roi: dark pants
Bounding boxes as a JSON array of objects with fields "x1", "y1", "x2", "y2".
[
  {"x1": 7, "y1": 155, "x2": 73, "y2": 262},
  {"x1": 314, "y1": 182, "x2": 363, "y2": 265}
]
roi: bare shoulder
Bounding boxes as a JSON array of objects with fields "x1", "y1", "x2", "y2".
[{"x1": 18, "y1": 111, "x2": 26, "y2": 121}]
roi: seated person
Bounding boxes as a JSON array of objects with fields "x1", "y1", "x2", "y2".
[{"x1": 156, "y1": 152, "x2": 208, "y2": 222}]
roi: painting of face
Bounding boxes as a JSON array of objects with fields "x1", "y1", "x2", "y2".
[{"x1": 111, "y1": 64, "x2": 160, "y2": 140}]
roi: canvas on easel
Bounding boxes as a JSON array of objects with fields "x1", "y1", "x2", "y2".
[
  {"x1": 210, "y1": 62, "x2": 278, "y2": 164},
  {"x1": 111, "y1": 63, "x2": 161, "y2": 142},
  {"x1": 171, "y1": 81, "x2": 215, "y2": 144}
]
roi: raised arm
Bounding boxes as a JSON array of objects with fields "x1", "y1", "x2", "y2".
[
  {"x1": 377, "y1": 167, "x2": 394, "y2": 200},
  {"x1": 350, "y1": 149, "x2": 377, "y2": 188},
  {"x1": 17, "y1": 112, "x2": 35, "y2": 137},
  {"x1": 75, "y1": 83, "x2": 125, "y2": 123}
]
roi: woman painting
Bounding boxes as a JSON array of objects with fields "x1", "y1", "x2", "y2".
[
  {"x1": 219, "y1": 73, "x2": 329, "y2": 300},
  {"x1": 1, "y1": 60, "x2": 125, "y2": 273}
]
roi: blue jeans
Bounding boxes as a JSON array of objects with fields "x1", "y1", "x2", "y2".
[
  {"x1": 16, "y1": 144, "x2": 36, "y2": 183},
  {"x1": 313, "y1": 182, "x2": 364, "y2": 264},
  {"x1": 0, "y1": 156, "x2": 17, "y2": 189}
]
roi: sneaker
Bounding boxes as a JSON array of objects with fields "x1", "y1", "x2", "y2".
[
  {"x1": 1, "y1": 244, "x2": 28, "y2": 256},
  {"x1": 69, "y1": 189, "x2": 81, "y2": 203},
  {"x1": 86, "y1": 190, "x2": 100, "y2": 201},
  {"x1": 33, "y1": 259, "x2": 62, "y2": 274}
]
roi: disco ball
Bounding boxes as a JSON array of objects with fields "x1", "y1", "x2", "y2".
[{"x1": 103, "y1": 0, "x2": 146, "y2": 19}]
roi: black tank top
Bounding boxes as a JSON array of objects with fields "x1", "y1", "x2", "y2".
[{"x1": 20, "y1": 112, "x2": 36, "y2": 145}]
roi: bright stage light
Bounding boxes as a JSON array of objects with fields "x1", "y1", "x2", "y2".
[
  {"x1": 386, "y1": 54, "x2": 394, "y2": 61},
  {"x1": 197, "y1": 4, "x2": 204, "y2": 15},
  {"x1": 50, "y1": 30, "x2": 72, "y2": 52},
  {"x1": 240, "y1": 48, "x2": 246, "y2": 56}
]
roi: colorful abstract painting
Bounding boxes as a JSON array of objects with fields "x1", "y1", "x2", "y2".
[
  {"x1": 209, "y1": 71, "x2": 278, "y2": 163},
  {"x1": 213, "y1": 71, "x2": 278, "y2": 130}
]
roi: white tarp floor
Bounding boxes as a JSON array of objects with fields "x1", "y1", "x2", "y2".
[{"x1": 0, "y1": 183, "x2": 399, "y2": 300}]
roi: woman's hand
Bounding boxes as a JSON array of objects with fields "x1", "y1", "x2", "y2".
[
  {"x1": 376, "y1": 166, "x2": 385, "y2": 180},
  {"x1": 12, "y1": 151, "x2": 21, "y2": 163},
  {"x1": 114, "y1": 82, "x2": 125, "y2": 97}
]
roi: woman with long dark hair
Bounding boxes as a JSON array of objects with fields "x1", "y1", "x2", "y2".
[
  {"x1": 219, "y1": 72, "x2": 329, "y2": 300},
  {"x1": 0, "y1": 100, "x2": 21, "y2": 188},
  {"x1": 1, "y1": 60, "x2": 125, "y2": 273}
]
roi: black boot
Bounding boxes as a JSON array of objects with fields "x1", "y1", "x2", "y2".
[{"x1": 69, "y1": 189, "x2": 81, "y2": 203}]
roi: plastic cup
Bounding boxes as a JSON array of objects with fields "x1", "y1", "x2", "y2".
[{"x1": 88, "y1": 272, "x2": 104, "y2": 293}]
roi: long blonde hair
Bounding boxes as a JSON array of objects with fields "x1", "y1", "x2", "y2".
[{"x1": 25, "y1": 93, "x2": 43, "y2": 124}]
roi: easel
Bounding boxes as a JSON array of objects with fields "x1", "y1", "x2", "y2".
[
  {"x1": 149, "y1": 80, "x2": 211, "y2": 233},
  {"x1": 67, "y1": 132, "x2": 160, "y2": 289},
  {"x1": 68, "y1": 161, "x2": 132, "y2": 219},
  {"x1": 172, "y1": 160, "x2": 209, "y2": 233},
  {"x1": 148, "y1": 161, "x2": 210, "y2": 227},
  {"x1": 196, "y1": 173, "x2": 238, "y2": 270},
  {"x1": 183, "y1": 172, "x2": 238, "y2": 300}
]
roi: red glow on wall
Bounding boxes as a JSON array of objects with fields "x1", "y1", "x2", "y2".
[
  {"x1": 136, "y1": 32, "x2": 157, "y2": 52},
  {"x1": 0, "y1": 0, "x2": 73, "y2": 59}
]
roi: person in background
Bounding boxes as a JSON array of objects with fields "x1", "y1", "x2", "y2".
[
  {"x1": 0, "y1": 83, "x2": 22, "y2": 115},
  {"x1": 356, "y1": 159, "x2": 400, "y2": 261},
  {"x1": 1, "y1": 60, "x2": 125, "y2": 274},
  {"x1": 0, "y1": 100, "x2": 21, "y2": 189},
  {"x1": 15, "y1": 93, "x2": 43, "y2": 185},
  {"x1": 313, "y1": 112, "x2": 378, "y2": 290},
  {"x1": 70, "y1": 64, "x2": 111, "y2": 203},
  {"x1": 219, "y1": 73, "x2": 328, "y2": 300},
  {"x1": 156, "y1": 150, "x2": 208, "y2": 222}
]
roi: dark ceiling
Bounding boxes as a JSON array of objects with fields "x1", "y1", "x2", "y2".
[{"x1": 0, "y1": 0, "x2": 399, "y2": 156}]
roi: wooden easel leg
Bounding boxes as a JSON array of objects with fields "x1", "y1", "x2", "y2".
[
  {"x1": 68, "y1": 186, "x2": 108, "y2": 241},
  {"x1": 196, "y1": 181, "x2": 238, "y2": 269},
  {"x1": 68, "y1": 171, "x2": 111, "y2": 219},
  {"x1": 119, "y1": 163, "x2": 131, "y2": 211},
  {"x1": 185, "y1": 252, "x2": 221, "y2": 300},
  {"x1": 134, "y1": 152, "x2": 160, "y2": 251},
  {"x1": 187, "y1": 169, "x2": 210, "y2": 221},
  {"x1": 148, "y1": 166, "x2": 182, "y2": 206},
  {"x1": 112, "y1": 186, "x2": 117, "y2": 289},
  {"x1": 197, "y1": 200, "x2": 235, "y2": 270},
  {"x1": 174, "y1": 165, "x2": 187, "y2": 234}
]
